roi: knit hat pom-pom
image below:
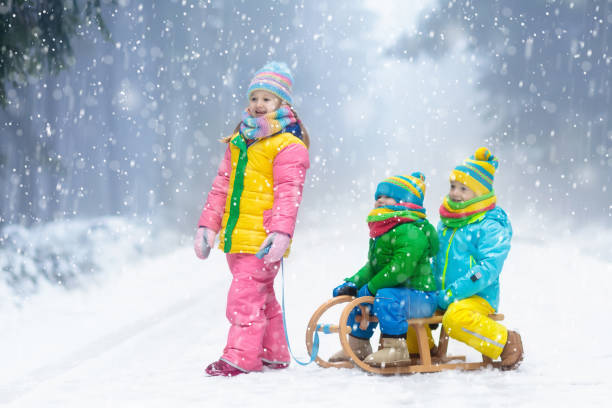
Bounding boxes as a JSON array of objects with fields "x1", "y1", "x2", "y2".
[
  {"x1": 411, "y1": 171, "x2": 426, "y2": 182},
  {"x1": 474, "y1": 147, "x2": 493, "y2": 161}
]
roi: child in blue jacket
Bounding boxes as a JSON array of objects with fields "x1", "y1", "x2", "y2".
[{"x1": 433, "y1": 147, "x2": 523, "y2": 369}]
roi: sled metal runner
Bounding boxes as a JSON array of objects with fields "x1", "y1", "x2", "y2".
[{"x1": 306, "y1": 296, "x2": 505, "y2": 374}]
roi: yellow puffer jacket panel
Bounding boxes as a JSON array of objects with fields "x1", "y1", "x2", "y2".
[{"x1": 219, "y1": 132, "x2": 307, "y2": 254}]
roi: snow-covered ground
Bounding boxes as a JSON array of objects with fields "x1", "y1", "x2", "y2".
[{"x1": 1, "y1": 219, "x2": 611, "y2": 407}]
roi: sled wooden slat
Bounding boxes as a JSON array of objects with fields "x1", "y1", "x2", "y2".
[
  {"x1": 437, "y1": 326, "x2": 450, "y2": 359},
  {"x1": 414, "y1": 323, "x2": 432, "y2": 366}
]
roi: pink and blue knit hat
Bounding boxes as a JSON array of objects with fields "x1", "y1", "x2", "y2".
[
  {"x1": 375, "y1": 172, "x2": 427, "y2": 206},
  {"x1": 247, "y1": 61, "x2": 293, "y2": 104}
]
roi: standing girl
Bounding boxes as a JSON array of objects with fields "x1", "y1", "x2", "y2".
[{"x1": 194, "y1": 62, "x2": 310, "y2": 377}]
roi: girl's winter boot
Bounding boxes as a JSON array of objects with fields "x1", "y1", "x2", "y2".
[
  {"x1": 205, "y1": 359, "x2": 246, "y2": 377},
  {"x1": 262, "y1": 360, "x2": 289, "y2": 370}
]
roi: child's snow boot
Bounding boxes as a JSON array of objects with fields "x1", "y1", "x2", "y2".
[
  {"x1": 364, "y1": 336, "x2": 411, "y2": 367},
  {"x1": 500, "y1": 330, "x2": 523, "y2": 370},
  {"x1": 205, "y1": 359, "x2": 246, "y2": 377},
  {"x1": 328, "y1": 335, "x2": 372, "y2": 362},
  {"x1": 262, "y1": 359, "x2": 289, "y2": 370}
]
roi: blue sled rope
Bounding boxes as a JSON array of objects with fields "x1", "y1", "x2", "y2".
[
  {"x1": 256, "y1": 247, "x2": 321, "y2": 365},
  {"x1": 280, "y1": 260, "x2": 320, "y2": 365},
  {"x1": 254, "y1": 243, "x2": 271, "y2": 259}
]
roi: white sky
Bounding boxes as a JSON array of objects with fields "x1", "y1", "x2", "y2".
[{"x1": 362, "y1": 0, "x2": 434, "y2": 45}]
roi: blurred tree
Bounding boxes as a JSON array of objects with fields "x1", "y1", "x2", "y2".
[
  {"x1": 0, "y1": 0, "x2": 377, "y2": 227},
  {"x1": 392, "y1": 0, "x2": 611, "y2": 151},
  {"x1": 0, "y1": 0, "x2": 113, "y2": 107},
  {"x1": 391, "y1": 0, "x2": 611, "y2": 217}
]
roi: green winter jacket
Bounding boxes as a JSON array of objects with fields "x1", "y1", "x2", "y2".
[{"x1": 346, "y1": 220, "x2": 439, "y2": 294}]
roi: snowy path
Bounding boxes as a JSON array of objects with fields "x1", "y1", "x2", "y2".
[
  {"x1": 2, "y1": 225, "x2": 611, "y2": 407},
  {"x1": 2, "y1": 295, "x2": 206, "y2": 405}
]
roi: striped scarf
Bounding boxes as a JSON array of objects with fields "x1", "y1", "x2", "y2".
[
  {"x1": 239, "y1": 106, "x2": 297, "y2": 140},
  {"x1": 439, "y1": 191, "x2": 496, "y2": 228},
  {"x1": 367, "y1": 202, "x2": 426, "y2": 238}
]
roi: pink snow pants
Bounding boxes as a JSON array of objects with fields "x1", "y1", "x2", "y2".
[{"x1": 221, "y1": 253, "x2": 290, "y2": 372}]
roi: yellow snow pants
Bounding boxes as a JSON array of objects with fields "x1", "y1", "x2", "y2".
[
  {"x1": 406, "y1": 325, "x2": 434, "y2": 354},
  {"x1": 406, "y1": 296, "x2": 508, "y2": 359}
]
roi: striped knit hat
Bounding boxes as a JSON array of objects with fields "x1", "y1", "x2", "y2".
[
  {"x1": 375, "y1": 172, "x2": 427, "y2": 206},
  {"x1": 450, "y1": 147, "x2": 499, "y2": 196},
  {"x1": 247, "y1": 61, "x2": 293, "y2": 104}
]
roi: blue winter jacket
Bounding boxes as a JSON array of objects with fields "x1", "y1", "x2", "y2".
[{"x1": 433, "y1": 206, "x2": 512, "y2": 311}]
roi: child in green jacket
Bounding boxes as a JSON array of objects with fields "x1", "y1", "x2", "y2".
[{"x1": 330, "y1": 172, "x2": 439, "y2": 366}]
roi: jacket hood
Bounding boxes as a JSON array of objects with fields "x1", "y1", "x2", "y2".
[{"x1": 484, "y1": 206, "x2": 512, "y2": 231}]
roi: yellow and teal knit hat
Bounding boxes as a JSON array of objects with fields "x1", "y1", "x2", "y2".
[
  {"x1": 450, "y1": 147, "x2": 499, "y2": 196},
  {"x1": 375, "y1": 172, "x2": 426, "y2": 206},
  {"x1": 247, "y1": 61, "x2": 293, "y2": 104}
]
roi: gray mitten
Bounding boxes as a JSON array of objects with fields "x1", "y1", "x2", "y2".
[{"x1": 194, "y1": 227, "x2": 216, "y2": 260}]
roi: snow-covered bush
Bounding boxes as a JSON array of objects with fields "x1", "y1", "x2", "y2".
[{"x1": 0, "y1": 217, "x2": 174, "y2": 298}]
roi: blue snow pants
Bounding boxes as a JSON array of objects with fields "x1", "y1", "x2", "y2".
[{"x1": 348, "y1": 287, "x2": 437, "y2": 338}]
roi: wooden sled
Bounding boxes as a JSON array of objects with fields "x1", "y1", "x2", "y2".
[{"x1": 306, "y1": 296, "x2": 505, "y2": 375}]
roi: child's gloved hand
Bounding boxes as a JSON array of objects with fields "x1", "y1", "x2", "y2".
[
  {"x1": 357, "y1": 284, "x2": 373, "y2": 298},
  {"x1": 194, "y1": 227, "x2": 216, "y2": 260},
  {"x1": 332, "y1": 281, "x2": 357, "y2": 297},
  {"x1": 436, "y1": 289, "x2": 453, "y2": 310},
  {"x1": 258, "y1": 232, "x2": 291, "y2": 263}
]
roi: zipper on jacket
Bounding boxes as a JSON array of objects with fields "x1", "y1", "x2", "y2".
[{"x1": 441, "y1": 228, "x2": 457, "y2": 290}]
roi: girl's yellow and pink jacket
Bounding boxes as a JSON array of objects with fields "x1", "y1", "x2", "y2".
[{"x1": 198, "y1": 130, "x2": 309, "y2": 255}]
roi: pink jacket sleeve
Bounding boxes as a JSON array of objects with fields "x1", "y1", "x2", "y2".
[
  {"x1": 268, "y1": 143, "x2": 310, "y2": 237},
  {"x1": 197, "y1": 147, "x2": 231, "y2": 232}
]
